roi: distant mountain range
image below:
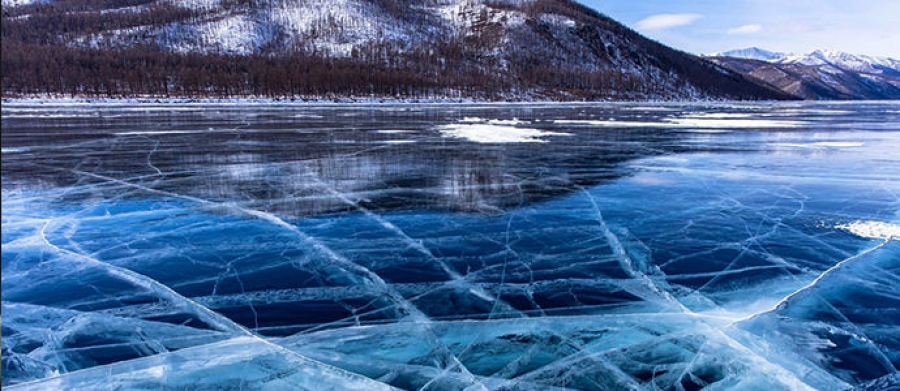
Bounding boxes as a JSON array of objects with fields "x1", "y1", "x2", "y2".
[
  {"x1": 0, "y1": 0, "x2": 790, "y2": 100},
  {"x1": 707, "y1": 48, "x2": 900, "y2": 100}
]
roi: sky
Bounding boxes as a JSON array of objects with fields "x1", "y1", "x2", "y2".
[{"x1": 576, "y1": 0, "x2": 900, "y2": 59}]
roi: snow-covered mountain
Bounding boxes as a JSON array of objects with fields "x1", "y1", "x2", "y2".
[
  {"x1": 710, "y1": 47, "x2": 784, "y2": 62},
  {"x1": 777, "y1": 49, "x2": 900, "y2": 75},
  {"x1": 710, "y1": 47, "x2": 900, "y2": 73},
  {"x1": 708, "y1": 48, "x2": 900, "y2": 100},
  {"x1": 1, "y1": 0, "x2": 791, "y2": 100}
]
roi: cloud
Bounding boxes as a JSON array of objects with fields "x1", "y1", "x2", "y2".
[
  {"x1": 635, "y1": 14, "x2": 703, "y2": 31},
  {"x1": 727, "y1": 24, "x2": 763, "y2": 35}
]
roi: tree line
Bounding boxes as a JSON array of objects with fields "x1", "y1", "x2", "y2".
[
  {"x1": 1, "y1": 0, "x2": 790, "y2": 99},
  {"x1": 4, "y1": 41, "x2": 647, "y2": 99}
]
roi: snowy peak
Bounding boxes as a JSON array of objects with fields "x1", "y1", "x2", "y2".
[
  {"x1": 711, "y1": 47, "x2": 785, "y2": 62},
  {"x1": 714, "y1": 48, "x2": 900, "y2": 75},
  {"x1": 777, "y1": 49, "x2": 900, "y2": 74},
  {"x1": 709, "y1": 48, "x2": 900, "y2": 100}
]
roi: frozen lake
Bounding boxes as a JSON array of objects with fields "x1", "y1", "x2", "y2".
[{"x1": 2, "y1": 101, "x2": 899, "y2": 390}]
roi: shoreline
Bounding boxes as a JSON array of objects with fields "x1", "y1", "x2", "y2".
[{"x1": 1, "y1": 96, "x2": 808, "y2": 106}]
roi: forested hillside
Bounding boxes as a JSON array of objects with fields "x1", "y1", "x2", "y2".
[{"x1": 1, "y1": 0, "x2": 793, "y2": 100}]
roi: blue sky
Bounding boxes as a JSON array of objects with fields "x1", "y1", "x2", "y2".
[{"x1": 576, "y1": 0, "x2": 900, "y2": 58}]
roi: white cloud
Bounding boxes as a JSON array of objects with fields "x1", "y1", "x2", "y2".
[
  {"x1": 635, "y1": 14, "x2": 703, "y2": 31},
  {"x1": 727, "y1": 24, "x2": 763, "y2": 35}
]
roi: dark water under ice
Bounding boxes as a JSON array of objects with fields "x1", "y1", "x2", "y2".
[{"x1": 2, "y1": 101, "x2": 899, "y2": 390}]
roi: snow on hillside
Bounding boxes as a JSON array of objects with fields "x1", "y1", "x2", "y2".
[
  {"x1": 1, "y1": 0, "x2": 43, "y2": 6},
  {"x1": 1, "y1": 0, "x2": 794, "y2": 100},
  {"x1": 269, "y1": 0, "x2": 419, "y2": 56},
  {"x1": 714, "y1": 48, "x2": 900, "y2": 75},
  {"x1": 154, "y1": 14, "x2": 277, "y2": 55},
  {"x1": 438, "y1": 0, "x2": 527, "y2": 30},
  {"x1": 712, "y1": 47, "x2": 785, "y2": 62},
  {"x1": 201, "y1": 15, "x2": 273, "y2": 55},
  {"x1": 777, "y1": 49, "x2": 900, "y2": 74},
  {"x1": 709, "y1": 47, "x2": 900, "y2": 99}
]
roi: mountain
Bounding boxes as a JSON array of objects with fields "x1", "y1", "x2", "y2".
[
  {"x1": 777, "y1": 50, "x2": 900, "y2": 74},
  {"x1": 708, "y1": 48, "x2": 900, "y2": 100},
  {"x1": 1, "y1": 0, "x2": 791, "y2": 100},
  {"x1": 711, "y1": 47, "x2": 784, "y2": 62}
]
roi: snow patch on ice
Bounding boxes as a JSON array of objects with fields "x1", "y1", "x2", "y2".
[
  {"x1": 438, "y1": 123, "x2": 569, "y2": 143},
  {"x1": 623, "y1": 106, "x2": 680, "y2": 112},
  {"x1": 1, "y1": 113, "x2": 102, "y2": 118},
  {"x1": 554, "y1": 116, "x2": 804, "y2": 129},
  {"x1": 115, "y1": 130, "x2": 212, "y2": 136},
  {"x1": 376, "y1": 129, "x2": 415, "y2": 134},
  {"x1": 554, "y1": 119, "x2": 664, "y2": 127},
  {"x1": 459, "y1": 117, "x2": 484, "y2": 123},
  {"x1": 682, "y1": 113, "x2": 756, "y2": 119},
  {"x1": 676, "y1": 129, "x2": 733, "y2": 134},
  {"x1": 669, "y1": 117, "x2": 805, "y2": 128},
  {"x1": 836, "y1": 221, "x2": 900, "y2": 240},
  {"x1": 487, "y1": 118, "x2": 530, "y2": 125}
]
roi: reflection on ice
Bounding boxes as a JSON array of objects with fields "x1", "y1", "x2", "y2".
[{"x1": 2, "y1": 102, "x2": 899, "y2": 390}]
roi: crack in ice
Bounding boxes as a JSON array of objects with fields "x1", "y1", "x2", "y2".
[
  {"x1": 24, "y1": 162, "x2": 489, "y2": 390},
  {"x1": 579, "y1": 187, "x2": 690, "y2": 313},
  {"x1": 731, "y1": 239, "x2": 891, "y2": 326}
]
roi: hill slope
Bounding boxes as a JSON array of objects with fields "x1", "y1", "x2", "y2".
[
  {"x1": 708, "y1": 48, "x2": 900, "y2": 100},
  {"x1": 1, "y1": 0, "x2": 792, "y2": 100}
]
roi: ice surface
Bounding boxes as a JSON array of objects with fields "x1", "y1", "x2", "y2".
[
  {"x1": 11, "y1": 337, "x2": 398, "y2": 391},
  {"x1": 553, "y1": 113, "x2": 806, "y2": 129},
  {"x1": 2, "y1": 102, "x2": 899, "y2": 390},
  {"x1": 736, "y1": 240, "x2": 900, "y2": 388},
  {"x1": 772, "y1": 142, "x2": 865, "y2": 149}
]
